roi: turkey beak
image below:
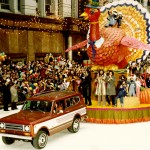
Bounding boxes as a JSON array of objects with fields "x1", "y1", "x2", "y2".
[{"x1": 80, "y1": 12, "x2": 88, "y2": 20}]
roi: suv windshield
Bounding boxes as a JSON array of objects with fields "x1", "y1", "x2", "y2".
[{"x1": 22, "y1": 100, "x2": 52, "y2": 112}]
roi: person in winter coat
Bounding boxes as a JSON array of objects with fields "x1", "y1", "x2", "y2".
[
  {"x1": 135, "y1": 77, "x2": 141, "y2": 97},
  {"x1": 105, "y1": 70, "x2": 116, "y2": 106},
  {"x1": 81, "y1": 69, "x2": 92, "y2": 106},
  {"x1": 1, "y1": 79, "x2": 11, "y2": 111},
  {"x1": 95, "y1": 69, "x2": 106, "y2": 106},
  {"x1": 115, "y1": 80, "x2": 127, "y2": 107},
  {"x1": 10, "y1": 82, "x2": 18, "y2": 110}
]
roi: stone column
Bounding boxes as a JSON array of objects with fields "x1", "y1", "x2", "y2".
[
  {"x1": 143, "y1": 0, "x2": 148, "y2": 7},
  {"x1": 67, "y1": 35, "x2": 73, "y2": 61},
  {"x1": 58, "y1": 0, "x2": 71, "y2": 17},
  {"x1": 71, "y1": 0, "x2": 78, "y2": 18},
  {"x1": 27, "y1": 31, "x2": 35, "y2": 62},
  {"x1": 53, "y1": 0, "x2": 58, "y2": 16},
  {"x1": 38, "y1": 0, "x2": 46, "y2": 17},
  {"x1": 20, "y1": 0, "x2": 36, "y2": 15},
  {"x1": 50, "y1": 0, "x2": 55, "y2": 14},
  {"x1": 9, "y1": 0, "x2": 18, "y2": 13}
]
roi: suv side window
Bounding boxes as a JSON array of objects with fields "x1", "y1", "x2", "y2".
[
  {"x1": 65, "y1": 96, "x2": 80, "y2": 108},
  {"x1": 37, "y1": 101, "x2": 52, "y2": 112},
  {"x1": 66, "y1": 98, "x2": 71, "y2": 107},
  {"x1": 22, "y1": 100, "x2": 52, "y2": 112},
  {"x1": 73, "y1": 96, "x2": 80, "y2": 104},
  {"x1": 53, "y1": 100, "x2": 65, "y2": 114}
]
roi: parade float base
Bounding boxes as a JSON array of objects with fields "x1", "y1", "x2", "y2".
[{"x1": 85, "y1": 97, "x2": 150, "y2": 124}]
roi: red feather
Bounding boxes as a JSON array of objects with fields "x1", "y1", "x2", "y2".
[{"x1": 65, "y1": 40, "x2": 88, "y2": 52}]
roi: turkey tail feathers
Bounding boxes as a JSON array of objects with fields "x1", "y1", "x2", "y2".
[{"x1": 100, "y1": 0, "x2": 150, "y2": 62}]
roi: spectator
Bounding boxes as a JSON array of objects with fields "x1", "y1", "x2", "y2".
[
  {"x1": 135, "y1": 77, "x2": 141, "y2": 97},
  {"x1": 81, "y1": 69, "x2": 92, "y2": 106},
  {"x1": 115, "y1": 80, "x2": 127, "y2": 107},
  {"x1": 44, "y1": 54, "x2": 49, "y2": 64},
  {"x1": 128, "y1": 77, "x2": 136, "y2": 96},
  {"x1": 10, "y1": 82, "x2": 18, "y2": 110},
  {"x1": 95, "y1": 69, "x2": 106, "y2": 106},
  {"x1": 105, "y1": 70, "x2": 116, "y2": 106},
  {"x1": 49, "y1": 53, "x2": 54, "y2": 63},
  {"x1": 59, "y1": 78, "x2": 70, "y2": 90},
  {"x1": 1, "y1": 78, "x2": 11, "y2": 111},
  {"x1": 139, "y1": 75, "x2": 146, "y2": 89}
]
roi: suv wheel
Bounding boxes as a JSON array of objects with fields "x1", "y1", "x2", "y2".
[
  {"x1": 2, "y1": 136, "x2": 15, "y2": 145},
  {"x1": 68, "y1": 117, "x2": 80, "y2": 133},
  {"x1": 32, "y1": 131, "x2": 48, "y2": 149}
]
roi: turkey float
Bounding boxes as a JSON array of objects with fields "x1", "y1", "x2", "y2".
[{"x1": 65, "y1": 0, "x2": 150, "y2": 69}]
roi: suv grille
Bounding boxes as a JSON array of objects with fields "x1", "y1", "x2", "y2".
[{"x1": 5, "y1": 123, "x2": 23, "y2": 131}]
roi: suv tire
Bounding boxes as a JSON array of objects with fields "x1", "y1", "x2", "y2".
[
  {"x1": 2, "y1": 136, "x2": 15, "y2": 145},
  {"x1": 32, "y1": 131, "x2": 48, "y2": 149},
  {"x1": 68, "y1": 117, "x2": 80, "y2": 133}
]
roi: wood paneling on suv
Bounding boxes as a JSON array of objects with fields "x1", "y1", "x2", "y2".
[{"x1": 0, "y1": 91, "x2": 87, "y2": 149}]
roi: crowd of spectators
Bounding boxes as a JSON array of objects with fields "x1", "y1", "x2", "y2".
[
  {"x1": 0, "y1": 54, "x2": 92, "y2": 110},
  {"x1": 1, "y1": 52, "x2": 150, "y2": 110}
]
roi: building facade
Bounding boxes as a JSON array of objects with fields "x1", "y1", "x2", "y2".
[
  {"x1": 0, "y1": 0, "x2": 88, "y2": 62},
  {"x1": 0, "y1": 0, "x2": 149, "y2": 62}
]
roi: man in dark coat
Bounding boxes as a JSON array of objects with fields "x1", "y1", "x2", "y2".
[
  {"x1": 1, "y1": 79, "x2": 11, "y2": 111},
  {"x1": 81, "y1": 69, "x2": 92, "y2": 106}
]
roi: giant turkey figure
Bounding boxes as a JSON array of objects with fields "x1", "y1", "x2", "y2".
[{"x1": 65, "y1": 0, "x2": 150, "y2": 69}]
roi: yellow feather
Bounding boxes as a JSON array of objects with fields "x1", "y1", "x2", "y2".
[{"x1": 100, "y1": 4, "x2": 148, "y2": 62}]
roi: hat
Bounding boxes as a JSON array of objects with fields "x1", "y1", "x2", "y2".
[
  {"x1": 34, "y1": 83, "x2": 38, "y2": 86},
  {"x1": 24, "y1": 81, "x2": 28, "y2": 84},
  {"x1": 112, "y1": 10, "x2": 118, "y2": 15},
  {"x1": 86, "y1": 0, "x2": 100, "y2": 8},
  {"x1": 29, "y1": 87, "x2": 32, "y2": 91},
  {"x1": 6, "y1": 78, "x2": 10, "y2": 83}
]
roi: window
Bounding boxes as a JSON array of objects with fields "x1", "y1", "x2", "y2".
[
  {"x1": 136, "y1": 0, "x2": 143, "y2": 4},
  {"x1": 78, "y1": 0, "x2": 89, "y2": 17},
  {"x1": 18, "y1": 0, "x2": 20, "y2": 11},
  {"x1": 0, "y1": 0, "x2": 8, "y2": 3},
  {"x1": 65, "y1": 96, "x2": 80, "y2": 108},
  {"x1": 147, "y1": 0, "x2": 150, "y2": 13},
  {"x1": 22, "y1": 100, "x2": 52, "y2": 112},
  {"x1": 45, "y1": 0, "x2": 51, "y2": 15},
  {"x1": 148, "y1": 0, "x2": 150, "y2": 6},
  {"x1": 0, "y1": 0, "x2": 9, "y2": 10},
  {"x1": 58, "y1": 0, "x2": 61, "y2": 16},
  {"x1": 53, "y1": 100, "x2": 65, "y2": 114},
  {"x1": 66, "y1": 99, "x2": 71, "y2": 107},
  {"x1": 45, "y1": 0, "x2": 51, "y2": 5},
  {"x1": 73, "y1": 96, "x2": 80, "y2": 104}
]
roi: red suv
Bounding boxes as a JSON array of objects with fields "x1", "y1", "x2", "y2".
[{"x1": 0, "y1": 91, "x2": 86, "y2": 149}]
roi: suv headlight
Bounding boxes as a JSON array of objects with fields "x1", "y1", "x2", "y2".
[
  {"x1": 0, "y1": 123, "x2": 5, "y2": 129},
  {"x1": 24, "y1": 125, "x2": 30, "y2": 132}
]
